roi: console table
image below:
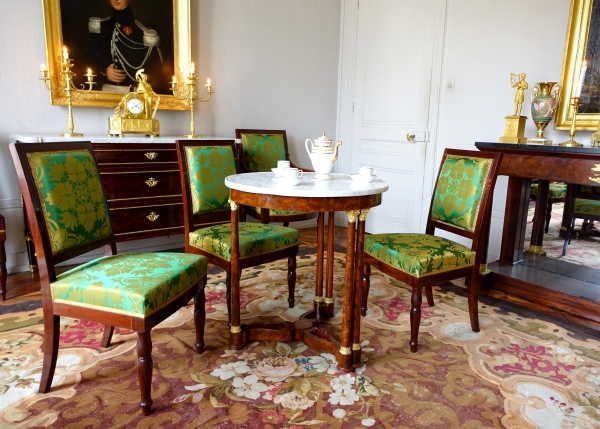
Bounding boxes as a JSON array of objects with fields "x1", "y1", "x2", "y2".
[
  {"x1": 475, "y1": 142, "x2": 600, "y2": 329},
  {"x1": 11, "y1": 135, "x2": 229, "y2": 270}
]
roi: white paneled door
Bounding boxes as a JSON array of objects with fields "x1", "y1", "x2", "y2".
[{"x1": 338, "y1": 0, "x2": 447, "y2": 234}]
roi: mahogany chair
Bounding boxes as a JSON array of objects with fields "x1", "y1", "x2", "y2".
[
  {"x1": 530, "y1": 181, "x2": 566, "y2": 233},
  {"x1": 0, "y1": 213, "x2": 6, "y2": 301},
  {"x1": 234, "y1": 129, "x2": 318, "y2": 227},
  {"x1": 176, "y1": 139, "x2": 300, "y2": 321},
  {"x1": 9, "y1": 142, "x2": 208, "y2": 416},
  {"x1": 562, "y1": 185, "x2": 600, "y2": 255},
  {"x1": 361, "y1": 149, "x2": 502, "y2": 352}
]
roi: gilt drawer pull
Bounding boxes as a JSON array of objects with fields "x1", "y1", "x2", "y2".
[
  {"x1": 145, "y1": 152, "x2": 158, "y2": 160},
  {"x1": 145, "y1": 177, "x2": 159, "y2": 187},
  {"x1": 147, "y1": 212, "x2": 160, "y2": 222}
]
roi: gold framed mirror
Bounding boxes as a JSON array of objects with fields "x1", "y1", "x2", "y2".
[
  {"x1": 556, "y1": 0, "x2": 600, "y2": 130},
  {"x1": 42, "y1": 0, "x2": 191, "y2": 110}
]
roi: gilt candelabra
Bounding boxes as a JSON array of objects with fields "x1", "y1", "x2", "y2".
[
  {"x1": 558, "y1": 97, "x2": 584, "y2": 147},
  {"x1": 171, "y1": 63, "x2": 213, "y2": 138},
  {"x1": 39, "y1": 47, "x2": 95, "y2": 137}
]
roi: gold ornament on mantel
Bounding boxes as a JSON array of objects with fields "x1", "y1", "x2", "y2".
[
  {"x1": 171, "y1": 62, "x2": 213, "y2": 138},
  {"x1": 39, "y1": 46, "x2": 96, "y2": 137},
  {"x1": 499, "y1": 72, "x2": 528, "y2": 144},
  {"x1": 108, "y1": 69, "x2": 160, "y2": 137}
]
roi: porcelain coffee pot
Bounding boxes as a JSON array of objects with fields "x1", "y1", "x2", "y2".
[{"x1": 305, "y1": 133, "x2": 342, "y2": 180}]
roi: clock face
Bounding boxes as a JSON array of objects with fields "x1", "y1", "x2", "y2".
[{"x1": 127, "y1": 98, "x2": 144, "y2": 115}]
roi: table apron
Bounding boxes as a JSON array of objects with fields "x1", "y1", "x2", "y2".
[
  {"x1": 497, "y1": 153, "x2": 600, "y2": 185},
  {"x1": 229, "y1": 189, "x2": 382, "y2": 212}
]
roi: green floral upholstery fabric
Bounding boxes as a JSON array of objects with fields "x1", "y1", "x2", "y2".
[
  {"x1": 189, "y1": 223, "x2": 298, "y2": 261},
  {"x1": 431, "y1": 155, "x2": 493, "y2": 232},
  {"x1": 186, "y1": 146, "x2": 237, "y2": 215},
  {"x1": 51, "y1": 253, "x2": 207, "y2": 317},
  {"x1": 574, "y1": 198, "x2": 600, "y2": 216},
  {"x1": 240, "y1": 133, "x2": 287, "y2": 172},
  {"x1": 579, "y1": 185, "x2": 600, "y2": 194},
  {"x1": 364, "y1": 233, "x2": 475, "y2": 278},
  {"x1": 26, "y1": 150, "x2": 110, "y2": 256},
  {"x1": 250, "y1": 206, "x2": 311, "y2": 217},
  {"x1": 531, "y1": 182, "x2": 567, "y2": 199}
]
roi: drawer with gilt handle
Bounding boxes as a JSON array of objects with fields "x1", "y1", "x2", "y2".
[
  {"x1": 109, "y1": 203, "x2": 184, "y2": 239},
  {"x1": 93, "y1": 144, "x2": 178, "y2": 164},
  {"x1": 100, "y1": 170, "x2": 182, "y2": 201}
]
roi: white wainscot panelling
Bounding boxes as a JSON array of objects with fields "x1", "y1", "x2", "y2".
[
  {"x1": 366, "y1": 168, "x2": 414, "y2": 234},
  {"x1": 358, "y1": 138, "x2": 417, "y2": 156}
]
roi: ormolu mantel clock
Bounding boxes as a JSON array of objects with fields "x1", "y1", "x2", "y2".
[{"x1": 109, "y1": 69, "x2": 160, "y2": 137}]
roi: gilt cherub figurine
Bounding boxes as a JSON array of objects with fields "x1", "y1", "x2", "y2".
[{"x1": 510, "y1": 72, "x2": 528, "y2": 117}]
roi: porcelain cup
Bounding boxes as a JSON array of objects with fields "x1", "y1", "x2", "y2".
[
  {"x1": 359, "y1": 166, "x2": 376, "y2": 178},
  {"x1": 277, "y1": 160, "x2": 291, "y2": 170},
  {"x1": 284, "y1": 168, "x2": 303, "y2": 185}
]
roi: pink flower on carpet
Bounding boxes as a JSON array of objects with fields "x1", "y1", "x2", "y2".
[
  {"x1": 488, "y1": 343, "x2": 577, "y2": 383},
  {"x1": 263, "y1": 382, "x2": 284, "y2": 400},
  {"x1": 377, "y1": 296, "x2": 435, "y2": 322},
  {"x1": 252, "y1": 356, "x2": 306, "y2": 382},
  {"x1": 60, "y1": 320, "x2": 104, "y2": 347},
  {"x1": 262, "y1": 410, "x2": 283, "y2": 424}
]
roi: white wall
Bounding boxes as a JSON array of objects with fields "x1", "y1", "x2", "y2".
[
  {"x1": 436, "y1": 0, "x2": 589, "y2": 261},
  {"x1": 0, "y1": 0, "x2": 340, "y2": 274}
]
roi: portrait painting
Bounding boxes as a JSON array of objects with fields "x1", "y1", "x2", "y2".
[{"x1": 42, "y1": 0, "x2": 191, "y2": 110}]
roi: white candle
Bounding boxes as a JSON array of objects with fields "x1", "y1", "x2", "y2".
[
  {"x1": 172, "y1": 75, "x2": 176, "y2": 84},
  {"x1": 40, "y1": 64, "x2": 46, "y2": 71},
  {"x1": 86, "y1": 68, "x2": 93, "y2": 81},
  {"x1": 62, "y1": 46, "x2": 68, "y2": 60},
  {"x1": 190, "y1": 62, "x2": 195, "y2": 74},
  {"x1": 576, "y1": 60, "x2": 587, "y2": 97}
]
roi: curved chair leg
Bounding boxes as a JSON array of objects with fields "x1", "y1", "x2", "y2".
[
  {"x1": 424, "y1": 286, "x2": 435, "y2": 307},
  {"x1": 283, "y1": 222, "x2": 290, "y2": 227},
  {"x1": 287, "y1": 255, "x2": 296, "y2": 308},
  {"x1": 466, "y1": 274, "x2": 480, "y2": 332},
  {"x1": 194, "y1": 279, "x2": 206, "y2": 354},
  {"x1": 361, "y1": 263, "x2": 371, "y2": 317},
  {"x1": 137, "y1": 331, "x2": 153, "y2": 416},
  {"x1": 39, "y1": 314, "x2": 60, "y2": 393},
  {"x1": 562, "y1": 217, "x2": 575, "y2": 256},
  {"x1": 226, "y1": 271, "x2": 232, "y2": 325},
  {"x1": 101, "y1": 325, "x2": 115, "y2": 348},
  {"x1": 409, "y1": 286, "x2": 422, "y2": 353}
]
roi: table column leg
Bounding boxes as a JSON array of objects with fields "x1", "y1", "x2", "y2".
[
  {"x1": 338, "y1": 210, "x2": 360, "y2": 372},
  {"x1": 324, "y1": 211, "x2": 336, "y2": 318},
  {"x1": 314, "y1": 212, "x2": 325, "y2": 315},
  {"x1": 352, "y1": 209, "x2": 368, "y2": 367},
  {"x1": 526, "y1": 180, "x2": 549, "y2": 255},
  {"x1": 499, "y1": 177, "x2": 531, "y2": 264},
  {"x1": 228, "y1": 199, "x2": 243, "y2": 349}
]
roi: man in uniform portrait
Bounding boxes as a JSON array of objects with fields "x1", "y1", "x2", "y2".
[{"x1": 87, "y1": 0, "x2": 170, "y2": 93}]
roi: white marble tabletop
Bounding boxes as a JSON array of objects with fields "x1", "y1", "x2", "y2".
[
  {"x1": 225, "y1": 172, "x2": 389, "y2": 198},
  {"x1": 10, "y1": 134, "x2": 231, "y2": 143}
]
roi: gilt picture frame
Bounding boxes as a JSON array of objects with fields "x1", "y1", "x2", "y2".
[
  {"x1": 556, "y1": 0, "x2": 600, "y2": 130},
  {"x1": 41, "y1": 0, "x2": 191, "y2": 110}
]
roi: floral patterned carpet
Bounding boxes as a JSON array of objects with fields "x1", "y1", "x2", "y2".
[{"x1": 2, "y1": 250, "x2": 600, "y2": 428}]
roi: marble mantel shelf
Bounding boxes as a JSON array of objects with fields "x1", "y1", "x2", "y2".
[{"x1": 10, "y1": 134, "x2": 230, "y2": 143}]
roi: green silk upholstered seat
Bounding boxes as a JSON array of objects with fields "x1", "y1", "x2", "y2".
[
  {"x1": 364, "y1": 233, "x2": 475, "y2": 278},
  {"x1": 531, "y1": 182, "x2": 567, "y2": 199},
  {"x1": 11, "y1": 142, "x2": 208, "y2": 416},
  {"x1": 189, "y1": 223, "x2": 298, "y2": 261},
  {"x1": 574, "y1": 198, "x2": 600, "y2": 216},
  {"x1": 361, "y1": 150, "x2": 502, "y2": 354},
  {"x1": 52, "y1": 252, "x2": 207, "y2": 317}
]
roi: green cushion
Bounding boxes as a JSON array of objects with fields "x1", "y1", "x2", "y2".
[
  {"x1": 579, "y1": 185, "x2": 600, "y2": 194},
  {"x1": 431, "y1": 155, "x2": 493, "y2": 232},
  {"x1": 250, "y1": 206, "x2": 311, "y2": 217},
  {"x1": 531, "y1": 182, "x2": 566, "y2": 199},
  {"x1": 26, "y1": 150, "x2": 111, "y2": 256},
  {"x1": 574, "y1": 198, "x2": 600, "y2": 216},
  {"x1": 186, "y1": 145, "x2": 237, "y2": 215},
  {"x1": 364, "y1": 233, "x2": 475, "y2": 278},
  {"x1": 189, "y1": 223, "x2": 299, "y2": 261},
  {"x1": 240, "y1": 133, "x2": 287, "y2": 173},
  {"x1": 51, "y1": 253, "x2": 207, "y2": 318}
]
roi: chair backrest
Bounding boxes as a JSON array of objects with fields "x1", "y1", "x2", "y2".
[
  {"x1": 9, "y1": 142, "x2": 116, "y2": 282},
  {"x1": 176, "y1": 140, "x2": 239, "y2": 235},
  {"x1": 235, "y1": 129, "x2": 289, "y2": 173},
  {"x1": 426, "y1": 149, "x2": 502, "y2": 246}
]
